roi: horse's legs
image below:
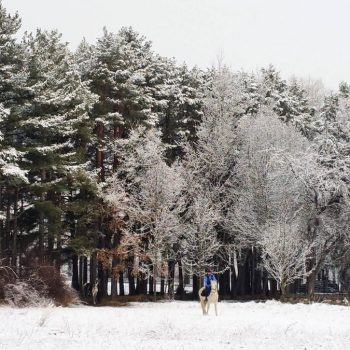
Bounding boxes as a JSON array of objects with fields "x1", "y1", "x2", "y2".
[
  {"x1": 206, "y1": 302, "x2": 210, "y2": 315},
  {"x1": 214, "y1": 302, "x2": 218, "y2": 316},
  {"x1": 201, "y1": 301, "x2": 206, "y2": 315}
]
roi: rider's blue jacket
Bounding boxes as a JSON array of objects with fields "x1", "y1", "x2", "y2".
[{"x1": 204, "y1": 273, "x2": 216, "y2": 289}]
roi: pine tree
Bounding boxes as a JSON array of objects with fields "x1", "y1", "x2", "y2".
[
  {"x1": 17, "y1": 29, "x2": 97, "y2": 260},
  {"x1": 157, "y1": 63, "x2": 206, "y2": 160},
  {"x1": 259, "y1": 66, "x2": 313, "y2": 130},
  {"x1": 0, "y1": 1, "x2": 23, "y2": 107},
  {"x1": 77, "y1": 27, "x2": 166, "y2": 181},
  {"x1": 0, "y1": 2, "x2": 28, "y2": 266}
]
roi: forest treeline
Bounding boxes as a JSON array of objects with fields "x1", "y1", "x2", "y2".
[{"x1": 1, "y1": 2, "x2": 350, "y2": 304}]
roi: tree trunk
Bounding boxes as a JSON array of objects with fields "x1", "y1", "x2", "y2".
[
  {"x1": 90, "y1": 252, "x2": 97, "y2": 285},
  {"x1": 111, "y1": 257, "x2": 118, "y2": 298},
  {"x1": 280, "y1": 282, "x2": 287, "y2": 300},
  {"x1": 72, "y1": 254, "x2": 79, "y2": 291},
  {"x1": 160, "y1": 278, "x2": 165, "y2": 295},
  {"x1": 96, "y1": 122, "x2": 105, "y2": 182},
  {"x1": 56, "y1": 205, "x2": 62, "y2": 269},
  {"x1": 128, "y1": 269, "x2": 136, "y2": 295},
  {"x1": 262, "y1": 269, "x2": 269, "y2": 296},
  {"x1": 136, "y1": 277, "x2": 147, "y2": 295},
  {"x1": 79, "y1": 255, "x2": 84, "y2": 296},
  {"x1": 119, "y1": 272, "x2": 125, "y2": 296},
  {"x1": 39, "y1": 169, "x2": 46, "y2": 259},
  {"x1": 307, "y1": 270, "x2": 317, "y2": 300},
  {"x1": 230, "y1": 266, "x2": 238, "y2": 298},
  {"x1": 270, "y1": 279, "x2": 278, "y2": 295},
  {"x1": 3, "y1": 201, "x2": 10, "y2": 264},
  {"x1": 251, "y1": 248, "x2": 256, "y2": 295},
  {"x1": 176, "y1": 260, "x2": 185, "y2": 298},
  {"x1": 113, "y1": 125, "x2": 124, "y2": 172},
  {"x1": 237, "y1": 261, "x2": 247, "y2": 295},
  {"x1": 153, "y1": 275, "x2": 157, "y2": 300},
  {"x1": 192, "y1": 275, "x2": 199, "y2": 300},
  {"x1": 149, "y1": 276, "x2": 154, "y2": 295},
  {"x1": 78, "y1": 256, "x2": 88, "y2": 297},
  {"x1": 167, "y1": 260, "x2": 175, "y2": 299},
  {"x1": 83, "y1": 256, "x2": 88, "y2": 290},
  {"x1": 0, "y1": 186, "x2": 2, "y2": 256},
  {"x1": 219, "y1": 268, "x2": 230, "y2": 298},
  {"x1": 12, "y1": 187, "x2": 18, "y2": 269},
  {"x1": 98, "y1": 262, "x2": 108, "y2": 299}
]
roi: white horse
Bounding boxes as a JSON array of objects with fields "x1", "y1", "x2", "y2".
[{"x1": 198, "y1": 280, "x2": 218, "y2": 316}]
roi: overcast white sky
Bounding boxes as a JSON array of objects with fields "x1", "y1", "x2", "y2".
[{"x1": 3, "y1": 0, "x2": 349, "y2": 89}]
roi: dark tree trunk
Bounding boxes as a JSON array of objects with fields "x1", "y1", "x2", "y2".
[
  {"x1": 56, "y1": 216, "x2": 62, "y2": 270},
  {"x1": 90, "y1": 252, "x2": 97, "y2": 285},
  {"x1": 149, "y1": 276, "x2": 154, "y2": 295},
  {"x1": 96, "y1": 122, "x2": 105, "y2": 182},
  {"x1": 113, "y1": 125, "x2": 124, "y2": 172},
  {"x1": 98, "y1": 263, "x2": 108, "y2": 299},
  {"x1": 262, "y1": 269, "x2": 269, "y2": 296},
  {"x1": 270, "y1": 279, "x2": 278, "y2": 295},
  {"x1": 5, "y1": 202, "x2": 10, "y2": 263},
  {"x1": 245, "y1": 251, "x2": 252, "y2": 295},
  {"x1": 83, "y1": 256, "x2": 88, "y2": 289},
  {"x1": 136, "y1": 277, "x2": 147, "y2": 295},
  {"x1": 111, "y1": 257, "x2": 118, "y2": 298},
  {"x1": 253, "y1": 250, "x2": 262, "y2": 295},
  {"x1": 250, "y1": 249, "x2": 255, "y2": 295},
  {"x1": 47, "y1": 231, "x2": 54, "y2": 257},
  {"x1": 176, "y1": 260, "x2": 185, "y2": 298},
  {"x1": 237, "y1": 261, "x2": 248, "y2": 295},
  {"x1": 78, "y1": 256, "x2": 88, "y2": 297},
  {"x1": 119, "y1": 273, "x2": 125, "y2": 296},
  {"x1": 168, "y1": 260, "x2": 175, "y2": 299},
  {"x1": 307, "y1": 270, "x2": 317, "y2": 300},
  {"x1": 38, "y1": 209, "x2": 45, "y2": 258},
  {"x1": 0, "y1": 219, "x2": 2, "y2": 258},
  {"x1": 72, "y1": 255, "x2": 79, "y2": 291},
  {"x1": 192, "y1": 275, "x2": 199, "y2": 299},
  {"x1": 160, "y1": 278, "x2": 165, "y2": 295},
  {"x1": 79, "y1": 256, "x2": 84, "y2": 296},
  {"x1": 128, "y1": 270, "x2": 136, "y2": 295},
  {"x1": 39, "y1": 169, "x2": 46, "y2": 259},
  {"x1": 0, "y1": 186, "x2": 2, "y2": 256},
  {"x1": 12, "y1": 187, "x2": 18, "y2": 269},
  {"x1": 219, "y1": 269, "x2": 230, "y2": 298}
]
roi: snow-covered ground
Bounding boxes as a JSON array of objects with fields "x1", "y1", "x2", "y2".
[{"x1": 1, "y1": 300, "x2": 350, "y2": 350}]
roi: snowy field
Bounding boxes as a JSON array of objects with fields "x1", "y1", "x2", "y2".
[{"x1": 1, "y1": 300, "x2": 350, "y2": 350}]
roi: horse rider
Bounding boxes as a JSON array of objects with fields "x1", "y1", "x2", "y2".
[{"x1": 203, "y1": 268, "x2": 217, "y2": 301}]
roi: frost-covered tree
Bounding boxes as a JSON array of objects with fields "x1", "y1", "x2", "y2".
[
  {"x1": 0, "y1": 1, "x2": 24, "y2": 107},
  {"x1": 257, "y1": 66, "x2": 314, "y2": 138},
  {"x1": 176, "y1": 65, "x2": 244, "y2": 295},
  {"x1": 231, "y1": 111, "x2": 316, "y2": 294},
  {"x1": 76, "y1": 27, "x2": 169, "y2": 181},
  {"x1": 0, "y1": 106, "x2": 27, "y2": 185},
  {"x1": 260, "y1": 222, "x2": 311, "y2": 296},
  {"x1": 0, "y1": 2, "x2": 29, "y2": 266},
  {"x1": 17, "y1": 29, "x2": 97, "y2": 257},
  {"x1": 180, "y1": 192, "x2": 221, "y2": 276},
  {"x1": 297, "y1": 90, "x2": 350, "y2": 297},
  {"x1": 157, "y1": 62, "x2": 206, "y2": 159},
  {"x1": 105, "y1": 128, "x2": 185, "y2": 296}
]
